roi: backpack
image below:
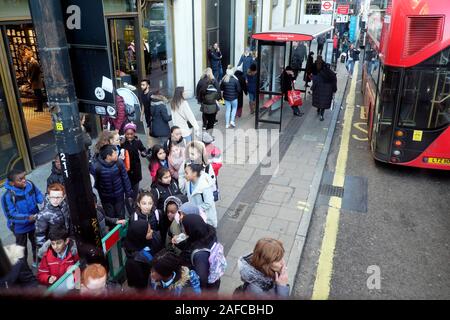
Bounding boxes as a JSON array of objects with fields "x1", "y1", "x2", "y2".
[{"x1": 191, "y1": 242, "x2": 227, "y2": 284}]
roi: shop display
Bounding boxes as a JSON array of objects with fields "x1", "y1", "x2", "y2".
[{"x1": 6, "y1": 26, "x2": 44, "y2": 99}]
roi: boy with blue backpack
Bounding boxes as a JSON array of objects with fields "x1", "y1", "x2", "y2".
[{"x1": 1, "y1": 169, "x2": 44, "y2": 266}]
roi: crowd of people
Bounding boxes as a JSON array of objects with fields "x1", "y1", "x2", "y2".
[
  {"x1": 0, "y1": 121, "x2": 289, "y2": 296},
  {"x1": 0, "y1": 34, "x2": 361, "y2": 297}
]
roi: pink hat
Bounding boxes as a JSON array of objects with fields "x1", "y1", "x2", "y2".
[{"x1": 124, "y1": 122, "x2": 137, "y2": 132}]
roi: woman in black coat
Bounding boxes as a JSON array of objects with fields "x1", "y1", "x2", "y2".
[
  {"x1": 124, "y1": 220, "x2": 163, "y2": 289},
  {"x1": 149, "y1": 95, "x2": 172, "y2": 146},
  {"x1": 311, "y1": 64, "x2": 337, "y2": 121},
  {"x1": 234, "y1": 69, "x2": 248, "y2": 118},
  {"x1": 180, "y1": 214, "x2": 220, "y2": 291},
  {"x1": 197, "y1": 68, "x2": 220, "y2": 128}
]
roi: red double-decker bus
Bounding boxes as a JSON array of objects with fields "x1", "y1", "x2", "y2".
[{"x1": 362, "y1": 0, "x2": 450, "y2": 170}]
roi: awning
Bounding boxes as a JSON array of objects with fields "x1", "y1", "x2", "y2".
[{"x1": 252, "y1": 24, "x2": 334, "y2": 42}]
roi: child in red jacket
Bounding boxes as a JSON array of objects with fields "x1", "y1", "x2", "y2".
[{"x1": 37, "y1": 228, "x2": 79, "y2": 286}]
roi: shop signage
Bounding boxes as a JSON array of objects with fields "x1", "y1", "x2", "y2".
[
  {"x1": 61, "y1": 0, "x2": 116, "y2": 117},
  {"x1": 252, "y1": 33, "x2": 313, "y2": 42},
  {"x1": 336, "y1": 5, "x2": 349, "y2": 15},
  {"x1": 336, "y1": 14, "x2": 349, "y2": 23}
]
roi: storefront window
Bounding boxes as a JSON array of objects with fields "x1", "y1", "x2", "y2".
[
  {"x1": 104, "y1": 0, "x2": 137, "y2": 14},
  {"x1": 305, "y1": 0, "x2": 321, "y2": 15},
  {"x1": 142, "y1": 0, "x2": 175, "y2": 97},
  {"x1": 4, "y1": 24, "x2": 55, "y2": 167},
  {"x1": 0, "y1": 73, "x2": 25, "y2": 181},
  {"x1": 109, "y1": 19, "x2": 139, "y2": 89},
  {"x1": 247, "y1": 0, "x2": 262, "y2": 52}
]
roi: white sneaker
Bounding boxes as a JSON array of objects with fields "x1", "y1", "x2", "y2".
[
  {"x1": 226, "y1": 125, "x2": 230, "y2": 129},
  {"x1": 230, "y1": 121, "x2": 236, "y2": 128}
]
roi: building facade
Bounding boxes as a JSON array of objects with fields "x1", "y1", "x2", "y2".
[{"x1": 1, "y1": 0, "x2": 343, "y2": 181}]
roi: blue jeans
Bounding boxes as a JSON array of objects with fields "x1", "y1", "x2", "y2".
[
  {"x1": 213, "y1": 67, "x2": 223, "y2": 82},
  {"x1": 347, "y1": 59, "x2": 355, "y2": 75},
  {"x1": 248, "y1": 93, "x2": 256, "y2": 102},
  {"x1": 225, "y1": 99, "x2": 238, "y2": 127}
]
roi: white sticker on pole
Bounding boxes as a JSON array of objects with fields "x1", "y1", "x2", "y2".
[
  {"x1": 94, "y1": 87, "x2": 105, "y2": 100},
  {"x1": 101, "y1": 76, "x2": 114, "y2": 93}
]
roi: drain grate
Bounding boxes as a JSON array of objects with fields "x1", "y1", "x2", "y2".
[{"x1": 319, "y1": 184, "x2": 345, "y2": 198}]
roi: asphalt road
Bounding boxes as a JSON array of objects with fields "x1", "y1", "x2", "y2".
[{"x1": 293, "y1": 71, "x2": 450, "y2": 300}]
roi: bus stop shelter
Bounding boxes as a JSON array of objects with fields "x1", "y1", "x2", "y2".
[{"x1": 252, "y1": 24, "x2": 333, "y2": 130}]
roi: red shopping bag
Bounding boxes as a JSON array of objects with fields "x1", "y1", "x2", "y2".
[{"x1": 287, "y1": 89, "x2": 303, "y2": 107}]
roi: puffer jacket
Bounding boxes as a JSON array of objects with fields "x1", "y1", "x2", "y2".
[
  {"x1": 151, "y1": 266, "x2": 201, "y2": 295},
  {"x1": 1, "y1": 180, "x2": 44, "y2": 234},
  {"x1": 47, "y1": 161, "x2": 65, "y2": 188},
  {"x1": 36, "y1": 199, "x2": 72, "y2": 249},
  {"x1": 150, "y1": 95, "x2": 172, "y2": 138},
  {"x1": 90, "y1": 156, "x2": 133, "y2": 203},
  {"x1": 237, "y1": 254, "x2": 289, "y2": 297},
  {"x1": 37, "y1": 240, "x2": 79, "y2": 286},
  {"x1": 220, "y1": 76, "x2": 241, "y2": 101},
  {"x1": 185, "y1": 172, "x2": 218, "y2": 228}
]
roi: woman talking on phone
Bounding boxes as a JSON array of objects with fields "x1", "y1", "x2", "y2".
[{"x1": 236, "y1": 238, "x2": 289, "y2": 297}]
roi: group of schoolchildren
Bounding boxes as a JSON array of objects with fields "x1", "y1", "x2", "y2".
[{"x1": 0, "y1": 115, "x2": 230, "y2": 295}]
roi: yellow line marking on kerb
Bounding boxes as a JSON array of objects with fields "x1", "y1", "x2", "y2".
[{"x1": 312, "y1": 63, "x2": 359, "y2": 300}]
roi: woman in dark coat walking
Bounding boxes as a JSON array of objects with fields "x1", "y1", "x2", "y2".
[
  {"x1": 197, "y1": 68, "x2": 220, "y2": 129},
  {"x1": 149, "y1": 95, "x2": 172, "y2": 147},
  {"x1": 234, "y1": 69, "x2": 248, "y2": 118},
  {"x1": 311, "y1": 64, "x2": 337, "y2": 121}
]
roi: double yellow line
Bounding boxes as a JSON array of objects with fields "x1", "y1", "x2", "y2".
[{"x1": 311, "y1": 63, "x2": 359, "y2": 300}]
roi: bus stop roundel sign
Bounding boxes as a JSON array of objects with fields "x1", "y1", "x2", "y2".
[{"x1": 322, "y1": 1, "x2": 333, "y2": 12}]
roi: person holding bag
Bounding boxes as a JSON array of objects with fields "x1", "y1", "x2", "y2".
[
  {"x1": 171, "y1": 87, "x2": 199, "y2": 143},
  {"x1": 280, "y1": 66, "x2": 303, "y2": 117}
]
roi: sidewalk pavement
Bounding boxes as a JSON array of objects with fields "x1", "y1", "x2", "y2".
[{"x1": 1, "y1": 60, "x2": 349, "y2": 298}]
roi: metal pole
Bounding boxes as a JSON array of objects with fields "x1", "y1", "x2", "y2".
[
  {"x1": 28, "y1": 0, "x2": 106, "y2": 266},
  {"x1": 255, "y1": 40, "x2": 262, "y2": 129}
]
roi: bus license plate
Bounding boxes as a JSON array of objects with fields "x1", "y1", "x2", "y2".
[{"x1": 428, "y1": 158, "x2": 450, "y2": 165}]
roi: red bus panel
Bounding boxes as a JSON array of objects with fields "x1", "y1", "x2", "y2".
[
  {"x1": 399, "y1": 127, "x2": 450, "y2": 170},
  {"x1": 375, "y1": 0, "x2": 450, "y2": 67}
]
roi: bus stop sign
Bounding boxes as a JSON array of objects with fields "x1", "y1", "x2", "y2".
[{"x1": 62, "y1": 0, "x2": 116, "y2": 117}]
